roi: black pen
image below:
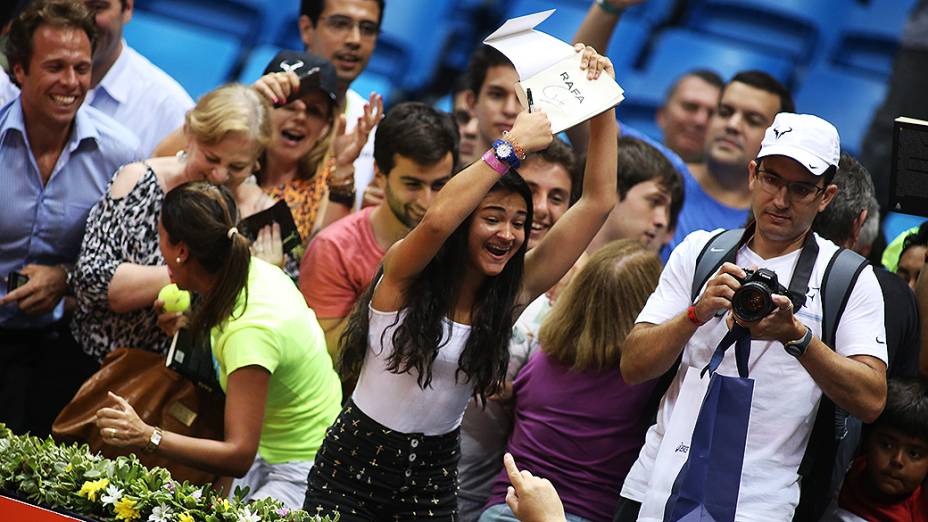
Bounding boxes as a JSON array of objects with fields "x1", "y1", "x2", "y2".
[{"x1": 526, "y1": 88, "x2": 535, "y2": 113}]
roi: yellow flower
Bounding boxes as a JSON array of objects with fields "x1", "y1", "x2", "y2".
[
  {"x1": 217, "y1": 498, "x2": 230, "y2": 511},
  {"x1": 77, "y1": 478, "x2": 109, "y2": 502},
  {"x1": 114, "y1": 497, "x2": 140, "y2": 521},
  {"x1": 177, "y1": 514, "x2": 194, "y2": 522},
  {"x1": 64, "y1": 464, "x2": 73, "y2": 473}
]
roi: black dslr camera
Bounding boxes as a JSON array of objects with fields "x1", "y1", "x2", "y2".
[{"x1": 731, "y1": 268, "x2": 801, "y2": 323}]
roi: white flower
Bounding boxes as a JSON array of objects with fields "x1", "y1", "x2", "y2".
[
  {"x1": 189, "y1": 489, "x2": 202, "y2": 501},
  {"x1": 147, "y1": 505, "x2": 173, "y2": 522},
  {"x1": 238, "y1": 507, "x2": 261, "y2": 522},
  {"x1": 100, "y1": 484, "x2": 123, "y2": 506}
]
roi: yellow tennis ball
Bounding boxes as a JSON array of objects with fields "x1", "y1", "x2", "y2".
[{"x1": 158, "y1": 283, "x2": 190, "y2": 313}]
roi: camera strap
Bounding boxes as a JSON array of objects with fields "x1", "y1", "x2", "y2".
[
  {"x1": 700, "y1": 226, "x2": 820, "y2": 379},
  {"x1": 786, "y1": 231, "x2": 819, "y2": 311},
  {"x1": 702, "y1": 323, "x2": 751, "y2": 378}
]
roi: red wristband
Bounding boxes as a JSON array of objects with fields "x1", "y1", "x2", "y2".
[{"x1": 687, "y1": 305, "x2": 706, "y2": 326}]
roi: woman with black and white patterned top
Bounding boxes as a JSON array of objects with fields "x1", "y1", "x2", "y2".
[{"x1": 71, "y1": 83, "x2": 272, "y2": 360}]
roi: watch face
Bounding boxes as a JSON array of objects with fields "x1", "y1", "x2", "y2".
[{"x1": 495, "y1": 142, "x2": 513, "y2": 158}]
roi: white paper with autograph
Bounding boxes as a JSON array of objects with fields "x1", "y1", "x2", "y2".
[{"x1": 483, "y1": 9, "x2": 625, "y2": 133}]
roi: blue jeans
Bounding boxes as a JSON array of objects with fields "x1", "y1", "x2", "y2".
[{"x1": 478, "y1": 503, "x2": 593, "y2": 522}]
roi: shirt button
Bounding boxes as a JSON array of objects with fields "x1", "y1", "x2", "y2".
[
  {"x1": 404, "y1": 469, "x2": 412, "y2": 478},
  {"x1": 410, "y1": 439, "x2": 419, "y2": 448},
  {"x1": 409, "y1": 453, "x2": 417, "y2": 462}
]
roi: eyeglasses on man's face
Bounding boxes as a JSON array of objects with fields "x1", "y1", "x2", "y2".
[
  {"x1": 755, "y1": 169, "x2": 826, "y2": 203},
  {"x1": 319, "y1": 15, "x2": 379, "y2": 39}
]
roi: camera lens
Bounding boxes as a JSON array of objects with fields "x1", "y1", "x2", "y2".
[{"x1": 732, "y1": 282, "x2": 774, "y2": 322}]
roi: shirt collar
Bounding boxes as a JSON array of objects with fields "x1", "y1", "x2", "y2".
[
  {"x1": 0, "y1": 97, "x2": 27, "y2": 141},
  {"x1": 92, "y1": 41, "x2": 131, "y2": 105},
  {"x1": 70, "y1": 104, "x2": 101, "y2": 148},
  {"x1": 0, "y1": 95, "x2": 100, "y2": 149}
]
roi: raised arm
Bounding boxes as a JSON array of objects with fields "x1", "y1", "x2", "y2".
[
  {"x1": 521, "y1": 46, "x2": 619, "y2": 304},
  {"x1": 566, "y1": 1, "x2": 641, "y2": 152},
  {"x1": 317, "y1": 93, "x2": 384, "y2": 229},
  {"x1": 572, "y1": 0, "x2": 644, "y2": 51},
  {"x1": 374, "y1": 111, "x2": 553, "y2": 309}
]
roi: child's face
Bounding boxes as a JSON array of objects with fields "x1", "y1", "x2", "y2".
[{"x1": 866, "y1": 425, "x2": 928, "y2": 498}]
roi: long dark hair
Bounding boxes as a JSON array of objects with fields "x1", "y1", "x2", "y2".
[
  {"x1": 161, "y1": 182, "x2": 252, "y2": 334},
  {"x1": 339, "y1": 170, "x2": 534, "y2": 400}
]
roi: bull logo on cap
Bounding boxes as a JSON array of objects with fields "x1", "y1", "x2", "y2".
[
  {"x1": 279, "y1": 60, "x2": 304, "y2": 73},
  {"x1": 773, "y1": 126, "x2": 792, "y2": 139}
]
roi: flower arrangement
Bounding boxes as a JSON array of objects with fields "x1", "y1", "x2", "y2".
[{"x1": 0, "y1": 425, "x2": 336, "y2": 522}]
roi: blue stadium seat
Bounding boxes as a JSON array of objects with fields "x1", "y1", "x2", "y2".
[
  {"x1": 620, "y1": 29, "x2": 792, "y2": 109},
  {"x1": 133, "y1": 0, "x2": 266, "y2": 46},
  {"x1": 507, "y1": 0, "x2": 591, "y2": 45},
  {"x1": 366, "y1": 0, "x2": 455, "y2": 92},
  {"x1": 546, "y1": 0, "x2": 678, "y2": 26},
  {"x1": 125, "y1": 11, "x2": 241, "y2": 100},
  {"x1": 686, "y1": 0, "x2": 839, "y2": 63},
  {"x1": 832, "y1": 0, "x2": 918, "y2": 77},
  {"x1": 626, "y1": 0, "x2": 680, "y2": 26},
  {"x1": 607, "y1": 17, "x2": 652, "y2": 79},
  {"x1": 794, "y1": 65, "x2": 887, "y2": 156},
  {"x1": 237, "y1": 44, "x2": 282, "y2": 84},
  {"x1": 274, "y1": 12, "x2": 305, "y2": 51}
]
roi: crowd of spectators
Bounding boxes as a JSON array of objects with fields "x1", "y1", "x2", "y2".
[{"x1": 1, "y1": 0, "x2": 927, "y2": 521}]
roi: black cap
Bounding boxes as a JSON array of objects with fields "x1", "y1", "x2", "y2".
[{"x1": 263, "y1": 50, "x2": 338, "y2": 106}]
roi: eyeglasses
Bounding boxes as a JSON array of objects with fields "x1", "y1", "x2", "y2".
[
  {"x1": 755, "y1": 169, "x2": 826, "y2": 203},
  {"x1": 319, "y1": 15, "x2": 379, "y2": 39}
]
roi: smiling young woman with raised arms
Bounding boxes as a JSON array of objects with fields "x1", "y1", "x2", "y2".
[{"x1": 302, "y1": 44, "x2": 619, "y2": 521}]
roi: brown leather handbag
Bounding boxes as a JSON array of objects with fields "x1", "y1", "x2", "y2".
[{"x1": 52, "y1": 348, "x2": 225, "y2": 486}]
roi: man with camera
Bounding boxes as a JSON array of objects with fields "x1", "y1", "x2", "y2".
[{"x1": 615, "y1": 113, "x2": 888, "y2": 521}]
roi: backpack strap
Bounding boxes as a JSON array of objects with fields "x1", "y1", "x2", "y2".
[
  {"x1": 793, "y1": 247, "x2": 868, "y2": 522},
  {"x1": 820, "y1": 248, "x2": 868, "y2": 347},
  {"x1": 690, "y1": 228, "x2": 744, "y2": 302}
]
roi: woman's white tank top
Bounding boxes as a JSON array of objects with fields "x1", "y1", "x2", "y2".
[{"x1": 352, "y1": 305, "x2": 474, "y2": 436}]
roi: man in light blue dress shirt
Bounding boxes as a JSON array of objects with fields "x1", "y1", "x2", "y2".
[
  {"x1": 0, "y1": 0, "x2": 141, "y2": 436},
  {"x1": 0, "y1": 0, "x2": 194, "y2": 154}
]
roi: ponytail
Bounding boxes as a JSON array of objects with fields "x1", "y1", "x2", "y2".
[{"x1": 161, "y1": 182, "x2": 251, "y2": 334}]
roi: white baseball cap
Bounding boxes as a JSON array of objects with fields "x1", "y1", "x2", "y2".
[{"x1": 756, "y1": 113, "x2": 840, "y2": 176}]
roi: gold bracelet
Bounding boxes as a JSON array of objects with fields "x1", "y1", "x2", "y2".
[{"x1": 502, "y1": 130, "x2": 526, "y2": 160}]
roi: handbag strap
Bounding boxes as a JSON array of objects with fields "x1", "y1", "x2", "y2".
[{"x1": 701, "y1": 323, "x2": 751, "y2": 378}]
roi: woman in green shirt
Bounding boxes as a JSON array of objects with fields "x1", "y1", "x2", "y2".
[{"x1": 95, "y1": 181, "x2": 342, "y2": 509}]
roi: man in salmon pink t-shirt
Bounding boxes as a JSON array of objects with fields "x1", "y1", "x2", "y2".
[{"x1": 298, "y1": 102, "x2": 458, "y2": 358}]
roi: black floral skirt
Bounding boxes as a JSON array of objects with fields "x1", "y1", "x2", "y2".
[{"x1": 303, "y1": 400, "x2": 461, "y2": 521}]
